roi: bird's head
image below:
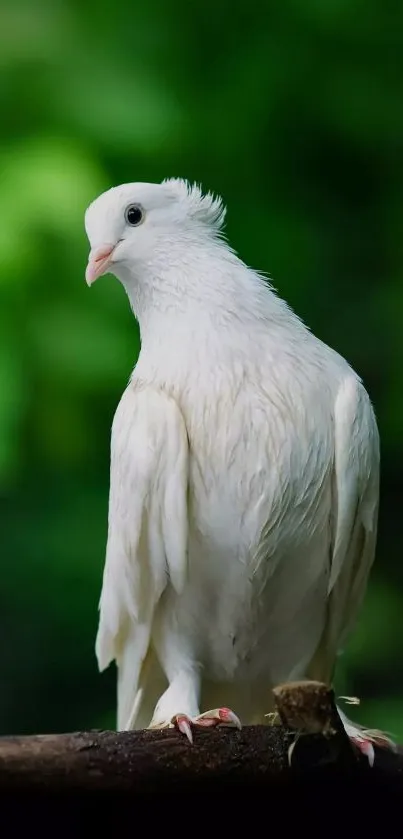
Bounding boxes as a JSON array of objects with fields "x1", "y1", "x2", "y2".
[{"x1": 84, "y1": 178, "x2": 226, "y2": 287}]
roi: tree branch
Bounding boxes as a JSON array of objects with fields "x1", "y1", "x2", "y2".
[{"x1": 0, "y1": 682, "x2": 401, "y2": 832}]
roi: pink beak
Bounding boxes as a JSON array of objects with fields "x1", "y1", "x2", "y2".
[{"x1": 85, "y1": 244, "x2": 115, "y2": 286}]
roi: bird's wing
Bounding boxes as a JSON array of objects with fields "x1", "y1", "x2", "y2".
[
  {"x1": 308, "y1": 375, "x2": 379, "y2": 683},
  {"x1": 95, "y1": 383, "x2": 189, "y2": 729}
]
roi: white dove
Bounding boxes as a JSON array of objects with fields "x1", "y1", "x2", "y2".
[{"x1": 85, "y1": 178, "x2": 393, "y2": 764}]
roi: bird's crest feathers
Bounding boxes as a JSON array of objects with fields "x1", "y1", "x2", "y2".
[{"x1": 162, "y1": 178, "x2": 226, "y2": 230}]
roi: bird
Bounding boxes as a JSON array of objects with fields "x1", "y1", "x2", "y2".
[{"x1": 84, "y1": 177, "x2": 394, "y2": 765}]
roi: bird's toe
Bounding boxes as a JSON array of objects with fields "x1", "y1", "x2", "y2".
[
  {"x1": 193, "y1": 707, "x2": 242, "y2": 730},
  {"x1": 344, "y1": 723, "x2": 396, "y2": 767}
]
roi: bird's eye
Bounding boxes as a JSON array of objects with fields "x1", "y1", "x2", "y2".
[{"x1": 125, "y1": 204, "x2": 144, "y2": 226}]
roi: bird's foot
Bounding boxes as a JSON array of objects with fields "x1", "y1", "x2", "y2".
[
  {"x1": 149, "y1": 707, "x2": 241, "y2": 744},
  {"x1": 337, "y1": 702, "x2": 396, "y2": 767},
  {"x1": 175, "y1": 707, "x2": 242, "y2": 743},
  {"x1": 345, "y1": 724, "x2": 396, "y2": 767},
  {"x1": 287, "y1": 724, "x2": 396, "y2": 769}
]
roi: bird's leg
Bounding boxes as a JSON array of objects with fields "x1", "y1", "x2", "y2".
[
  {"x1": 148, "y1": 669, "x2": 201, "y2": 741},
  {"x1": 149, "y1": 626, "x2": 242, "y2": 742}
]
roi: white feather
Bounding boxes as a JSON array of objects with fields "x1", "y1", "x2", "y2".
[
  {"x1": 308, "y1": 376, "x2": 379, "y2": 684},
  {"x1": 86, "y1": 179, "x2": 380, "y2": 733},
  {"x1": 95, "y1": 384, "x2": 188, "y2": 729}
]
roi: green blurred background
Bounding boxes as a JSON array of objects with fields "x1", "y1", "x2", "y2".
[{"x1": 1, "y1": 0, "x2": 402, "y2": 738}]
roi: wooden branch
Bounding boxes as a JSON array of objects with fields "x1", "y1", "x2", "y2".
[{"x1": 0, "y1": 681, "x2": 402, "y2": 832}]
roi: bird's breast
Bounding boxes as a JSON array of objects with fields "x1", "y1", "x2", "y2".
[{"x1": 181, "y1": 371, "x2": 333, "y2": 557}]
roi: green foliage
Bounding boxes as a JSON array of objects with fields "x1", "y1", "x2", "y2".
[{"x1": 1, "y1": 0, "x2": 402, "y2": 735}]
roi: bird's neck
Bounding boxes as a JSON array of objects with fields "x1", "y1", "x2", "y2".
[
  {"x1": 122, "y1": 237, "x2": 301, "y2": 384},
  {"x1": 126, "y1": 238, "x2": 282, "y2": 329}
]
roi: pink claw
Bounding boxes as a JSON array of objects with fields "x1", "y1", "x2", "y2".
[
  {"x1": 174, "y1": 714, "x2": 193, "y2": 744},
  {"x1": 351, "y1": 736, "x2": 375, "y2": 767},
  {"x1": 217, "y1": 707, "x2": 242, "y2": 729},
  {"x1": 194, "y1": 707, "x2": 242, "y2": 730}
]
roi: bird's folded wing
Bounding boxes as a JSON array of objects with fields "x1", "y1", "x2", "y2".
[
  {"x1": 95, "y1": 383, "x2": 189, "y2": 678},
  {"x1": 312, "y1": 376, "x2": 379, "y2": 682}
]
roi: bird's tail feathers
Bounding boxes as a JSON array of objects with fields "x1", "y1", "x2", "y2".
[{"x1": 116, "y1": 622, "x2": 152, "y2": 730}]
